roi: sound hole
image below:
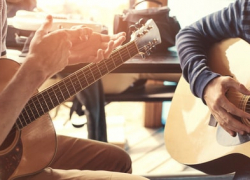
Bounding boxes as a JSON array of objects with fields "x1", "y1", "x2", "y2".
[{"x1": 0, "y1": 126, "x2": 17, "y2": 151}]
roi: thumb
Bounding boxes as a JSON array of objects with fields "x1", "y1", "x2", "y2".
[{"x1": 36, "y1": 15, "x2": 53, "y2": 37}]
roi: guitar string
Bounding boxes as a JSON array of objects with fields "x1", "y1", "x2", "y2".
[
  {"x1": 36, "y1": 41, "x2": 139, "y2": 102},
  {"x1": 16, "y1": 46, "x2": 143, "y2": 130},
  {"x1": 15, "y1": 40, "x2": 145, "y2": 129},
  {"x1": 18, "y1": 34, "x2": 153, "y2": 128},
  {"x1": 35, "y1": 43, "x2": 137, "y2": 104},
  {"x1": 16, "y1": 47, "x2": 138, "y2": 129},
  {"x1": 227, "y1": 91, "x2": 250, "y2": 125}
]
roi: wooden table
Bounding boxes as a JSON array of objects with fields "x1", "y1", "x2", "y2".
[
  {"x1": 61, "y1": 48, "x2": 181, "y2": 74},
  {"x1": 60, "y1": 48, "x2": 181, "y2": 129}
]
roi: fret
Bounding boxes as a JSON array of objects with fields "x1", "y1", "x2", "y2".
[
  {"x1": 21, "y1": 104, "x2": 32, "y2": 124},
  {"x1": 77, "y1": 70, "x2": 88, "y2": 88},
  {"x1": 16, "y1": 116, "x2": 24, "y2": 129},
  {"x1": 69, "y1": 75, "x2": 82, "y2": 92},
  {"x1": 121, "y1": 47, "x2": 131, "y2": 61},
  {"x1": 62, "y1": 79, "x2": 71, "y2": 98},
  {"x1": 130, "y1": 42, "x2": 139, "y2": 56},
  {"x1": 68, "y1": 77, "x2": 77, "y2": 95},
  {"x1": 90, "y1": 63, "x2": 101, "y2": 80},
  {"x1": 52, "y1": 84, "x2": 65, "y2": 105},
  {"x1": 106, "y1": 56, "x2": 116, "y2": 71},
  {"x1": 57, "y1": 83, "x2": 67, "y2": 100},
  {"x1": 64, "y1": 78, "x2": 76, "y2": 96},
  {"x1": 29, "y1": 97, "x2": 41, "y2": 119},
  {"x1": 112, "y1": 52, "x2": 123, "y2": 66},
  {"x1": 35, "y1": 94, "x2": 49, "y2": 114},
  {"x1": 22, "y1": 106, "x2": 33, "y2": 123},
  {"x1": 19, "y1": 109, "x2": 28, "y2": 124},
  {"x1": 83, "y1": 66, "x2": 95, "y2": 84},
  {"x1": 40, "y1": 92, "x2": 52, "y2": 112},
  {"x1": 22, "y1": 107, "x2": 31, "y2": 126},
  {"x1": 117, "y1": 50, "x2": 125, "y2": 64},
  {"x1": 47, "y1": 88, "x2": 60, "y2": 107},
  {"x1": 44, "y1": 90, "x2": 55, "y2": 110},
  {"x1": 75, "y1": 74, "x2": 83, "y2": 90},
  {"x1": 56, "y1": 82, "x2": 69, "y2": 100},
  {"x1": 125, "y1": 45, "x2": 132, "y2": 58},
  {"x1": 31, "y1": 95, "x2": 46, "y2": 117},
  {"x1": 37, "y1": 94, "x2": 49, "y2": 113},
  {"x1": 97, "y1": 60, "x2": 109, "y2": 75}
]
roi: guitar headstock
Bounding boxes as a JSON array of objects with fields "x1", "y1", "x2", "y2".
[{"x1": 130, "y1": 19, "x2": 161, "y2": 57}]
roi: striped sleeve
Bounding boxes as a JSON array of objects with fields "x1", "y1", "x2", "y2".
[{"x1": 176, "y1": 0, "x2": 247, "y2": 102}]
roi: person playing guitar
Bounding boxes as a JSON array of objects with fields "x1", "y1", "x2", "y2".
[
  {"x1": 0, "y1": 0, "x2": 150, "y2": 179},
  {"x1": 172, "y1": 0, "x2": 250, "y2": 179}
]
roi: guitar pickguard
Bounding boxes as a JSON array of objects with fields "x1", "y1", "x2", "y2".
[
  {"x1": 0, "y1": 136, "x2": 23, "y2": 180},
  {"x1": 217, "y1": 126, "x2": 250, "y2": 146}
]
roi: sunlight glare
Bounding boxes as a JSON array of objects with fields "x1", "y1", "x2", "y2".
[{"x1": 36, "y1": 0, "x2": 128, "y2": 34}]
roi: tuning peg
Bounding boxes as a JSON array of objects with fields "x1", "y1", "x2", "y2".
[
  {"x1": 135, "y1": 22, "x2": 141, "y2": 29},
  {"x1": 142, "y1": 30, "x2": 148, "y2": 34},
  {"x1": 147, "y1": 25, "x2": 153, "y2": 30},
  {"x1": 140, "y1": 53, "x2": 145, "y2": 59},
  {"x1": 129, "y1": 25, "x2": 137, "y2": 32},
  {"x1": 150, "y1": 46, "x2": 156, "y2": 52},
  {"x1": 139, "y1": 18, "x2": 146, "y2": 26},
  {"x1": 137, "y1": 33, "x2": 144, "y2": 38}
]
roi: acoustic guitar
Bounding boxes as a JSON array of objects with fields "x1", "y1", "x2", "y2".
[
  {"x1": 164, "y1": 38, "x2": 250, "y2": 175},
  {"x1": 0, "y1": 19, "x2": 161, "y2": 180}
]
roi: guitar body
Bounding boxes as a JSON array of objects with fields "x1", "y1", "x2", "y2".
[
  {"x1": 165, "y1": 38, "x2": 250, "y2": 175},
  {"x1": 0, "y1": 59, "x2": 57, "y2": 180}
]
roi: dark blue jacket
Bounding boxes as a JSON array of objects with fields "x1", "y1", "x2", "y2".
[{"x1": 176, "y1": 0, "x2": 250, "y2": 102}]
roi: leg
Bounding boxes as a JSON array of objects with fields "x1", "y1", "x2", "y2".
[
  {"x1": 76, "y1": 80, "x2": 107, "y2": 142},
  {"x1": 51, "y1": 135, "x2": 132, "y2": 172},
  {"x1": 18, "y1": 168, "x2": 149, "y2": 180},
  {"x1": 17, "y1": 135, "x2": 150, "y2": 180}
]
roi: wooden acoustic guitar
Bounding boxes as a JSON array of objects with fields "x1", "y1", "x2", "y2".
[
  {"x1": 0, "y1": 19, "x2": 161, "y2": 180},
  {"x1": 164, "y1": 38, "x2": 250, "y2": 175}
]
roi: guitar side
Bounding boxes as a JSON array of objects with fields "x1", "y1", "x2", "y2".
[
  {"x1": 164, "y1": 38, "x2": 250, "y2": 175},
  {"x1": 0, "y1": 59, "x2": 57, "y2": 180}
]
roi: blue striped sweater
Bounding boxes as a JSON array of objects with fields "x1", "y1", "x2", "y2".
[{"x1": 176, "y1": 0, "x2": 250, "y2": 101}]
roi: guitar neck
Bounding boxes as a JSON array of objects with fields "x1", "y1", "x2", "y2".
[{"x1": 16, "y1": 41, "x2": 139, "y2": 129}]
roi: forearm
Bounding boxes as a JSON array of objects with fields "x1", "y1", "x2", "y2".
[
  {"x1": 0, "y1": 55, "x2": 47, "y2": 145},
  {"x1": 176, "y1": 0, "x2": 243, "y2": 100},
  {"x1": 176, "y1": 27, "x2": 221, "y2": 100}
]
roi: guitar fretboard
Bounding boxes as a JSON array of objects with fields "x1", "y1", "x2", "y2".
[{"x1": 16, "y1": 41, "x2": 139, "y2": 129}]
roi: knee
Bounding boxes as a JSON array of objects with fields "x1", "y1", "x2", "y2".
[{"x1": 105, "y1": 145, "x2": 132, "y2": 173}]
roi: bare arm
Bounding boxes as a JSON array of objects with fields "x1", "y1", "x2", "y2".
[
  {"x1": 0, "y1": 15, "x2": 73, "y2": 145},
  {"x1": 0, "y1": 55, "x2": 47, "y2": 145},
  {"x1": 0, "y1": 15, "x2": 126, "y2": 146}
]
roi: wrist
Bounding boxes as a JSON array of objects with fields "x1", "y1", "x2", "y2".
[{"x1": 21, "y1": 54, "x2": 50, "y2": 89}]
